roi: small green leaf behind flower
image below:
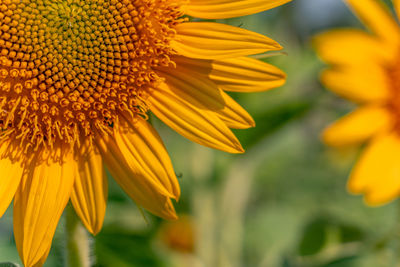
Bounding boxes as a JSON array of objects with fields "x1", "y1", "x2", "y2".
[{"x1": 0, "y1": 263, "x2": 20, "y2": 267}]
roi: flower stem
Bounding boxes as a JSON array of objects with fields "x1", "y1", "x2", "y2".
[{"x1": 65, "y1": 205, "x2": 91, "y2": 267}]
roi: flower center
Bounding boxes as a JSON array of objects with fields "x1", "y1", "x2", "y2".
[{"x1": 0, "y1": 0, "x2": 182, "y2": 152}]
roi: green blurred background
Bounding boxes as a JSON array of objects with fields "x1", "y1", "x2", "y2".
[{"x1": 2, "y1": 1, "x2": 400, "y2": 266}]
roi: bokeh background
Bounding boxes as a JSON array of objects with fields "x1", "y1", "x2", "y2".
[{"x1": 1, "y1": 1, "x2": 400, "y2": 266}]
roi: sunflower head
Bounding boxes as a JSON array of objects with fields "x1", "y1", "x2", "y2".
[
  {"x1": 0, "y1": 0, "x2": 290, "y2": 266},
  {"x1": 315, "y1": 0, "x2": 400, "y2": 205},
  {"x1": 0, "y1": 0, "x2": 184, "y2": 153}
]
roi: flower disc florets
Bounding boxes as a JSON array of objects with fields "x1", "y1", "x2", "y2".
[{"x1": 0, "y1": 0, "x2": 183, "y2": 152}]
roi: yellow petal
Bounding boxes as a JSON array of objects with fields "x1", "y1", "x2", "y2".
[
  {"x1": 314, "y1": 29, "x2": 392, "y2": 65},
  {"x1": 174, "y1": 56, "x2": 286, "y2": 92},
  {"x1": 395, "y1": 0, "x2": 400, "y2": 20},
  {"x1": 157, "y1": 67, "x2": 254, "y2": 129},
  {"x1": 149, "y1": 82, "x2": 244, "y2": 153},
  {"x1": 184, "y1": 0, "x2": 291, "y2": 19},
  {"x1": 13, "y1": 151, "x2": 76, "y2": 267},
  {"x1": 323, "y1": 105, "x2": 392, "y2": 147},
  {"x1": 157, "y1": 65, "x2": 225, "y2": 111},
  {"x1": 348, "y1": 132, "x2": 400, "y2": 205},
  {"x1": 216, "y1": 92, "x2": 255, "y2": 129},
  {"x1": 345, "y1": 0, "x2": 400, "y2": 47},
  {"x1": 321, "y1": 65, "x2": 390, "y2": 103},
  {"x1": 71, "y1": 142, "x2": 107, "y2": 235},
  {"x1": 95, "y1": 133, "x2": 177, "y2": 220},
  {"x1": 114, "y1": 116, "x2": 180, "y2": 199},
  {"x1": 172, "y1": 22, "x2": 282, "y2": 60},
  {"x1": 32, "y1": 246, "x2": 50, "y2": 267},
  {"x1": 0, "y1": 142, "x2": 24, "y2": 217}
]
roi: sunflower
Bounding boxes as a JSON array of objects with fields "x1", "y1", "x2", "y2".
[
  {"x1": 0, "y1": 0, "x2": 289, "y2": 266},
  {"x1": 314, "y1": 0, "x2": 400, "y2": 205}
]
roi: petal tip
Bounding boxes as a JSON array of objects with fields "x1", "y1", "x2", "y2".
[
  {"x1": 160, "y1": 204, "x2": 178, "y2": 221},
  {"x1": 321, "y1": 128, "x2": 334, "y2": 146},
  {"x1": 234, "y1": 145, "x2": 245, "y2": 154},
  {"x1": 346, "y1": 176, "x2": 364, "y2": 195},
  {"x1": 321, "y1": 126, "x2": 346, "y2": 147},
  {"x1": 363, "y1": 193, "x2": 394, "y2": 207},
  {"x1": 85, "y1": 222, "x2": 103, "y2": 236},
  {"x1": 172, "y1": 187, "x2": 181, "y2": 201}
]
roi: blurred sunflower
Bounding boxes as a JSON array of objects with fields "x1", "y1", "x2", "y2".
[
  {"x1": 315, "y1": 0, "x2": 400, "y2": 205},
  {"x1": 0, "y1": 0, "x2": 289, "y2": 266},
  {"x1": 159, "y1": 215, "x2": 195, "y2": 254}
]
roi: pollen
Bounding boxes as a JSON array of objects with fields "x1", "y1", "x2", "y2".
[{"x1": 0, "y1": 0, "x2": 183, "y2": 152}]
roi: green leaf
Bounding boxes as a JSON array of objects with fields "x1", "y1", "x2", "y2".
[
  {"x1": 94, "y1": 225, "x2": 164, "y2": 267},
  {"x1": 0, "y1": 263, "x2": 20, "y2": 267},
  {"x1": 339, "y1": 224, "x2": 364, "y2": 243},
  {"x1": 298, "y1": 218, "x2": 328, "y2": 256}
]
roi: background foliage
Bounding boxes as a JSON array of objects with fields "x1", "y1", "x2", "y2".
[{"x1": 1, "y1": 1, "x2": 399, "y2": 266}]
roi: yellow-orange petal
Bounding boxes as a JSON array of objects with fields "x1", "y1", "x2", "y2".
[
  {"x1": 172, "y1": 22, "x2": 282, "y2": 60},
  {"x1": 32, "y1": 246, "x2": 51, "y2": 267},
  {"x1": 114, "y1": 116, "x2": 180, "y2": 199},
  {"x1": 0, "y1": 142, "x2": 24, "y2": 217},
  {"x1": 173, "y1": 56, "x2": 286, "y2": 92},
  {"x1": 157, "y1": 66, "x2": 225, "y2": 111},
  {"x1": 216, "y1": 92, "x2": 255, "y2": 129},
  {"x1": 395, "y1": 0, "x2": 400, "y2": 20},
  {"x1": 157, "y1": 67, "x2": 254, "y2": 129},
  {"x1": 95, "y1": 133, "x2": 177, "y2": 220},
  {"x1": 13, "y1": 152, "x2": 76, "y2": 267},
  {"x1": 71, "y1": 142, "x2": 107, "y2": 235},
  {"x1": 314, "y1": 29, "x2": 392, "y2": 65},
  {"x1": 345, "y1": 0, "x2": 400, "y2": 48},
  {"x1": 323, "y1": 105, "x2": 392, "y2": 147},
  {"x1": 321, "y1": 65, "x2": 390, "y2": 103},
  {"x1": 184, "y1": 0, "x2": 291, "y2": 19},
  {"x1": 348, "y1": 132, "x2": 400, "y2": 205},
  {"x1": 149, "y1": 82, "x2": 244, "y2": 153}
]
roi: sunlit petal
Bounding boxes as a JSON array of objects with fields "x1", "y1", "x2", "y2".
[
  {"x1": 174, "y1": 56, "x2": 286, "y2": 92},
  {"x1": 114, "y1": 117, "x2": 180, "y2": 200},
  {"x1": 172, "y1": 22, "x2": 282, "y2": 59},
  {"x1": 184, "y1": 0, "x2": 291, "y2": 19},
  {"x1": 71, "y1": 142, "x2": 107, "y2": 235},
  {"x1": 14, "y1": 151, "x2": 76, "y2": 267},
  {"x1": 95, "y1": 132, "x2": 177, "y2": 220},
  {"x1": 149, "y1": 82, "x2": 244, "y2": 153}
]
